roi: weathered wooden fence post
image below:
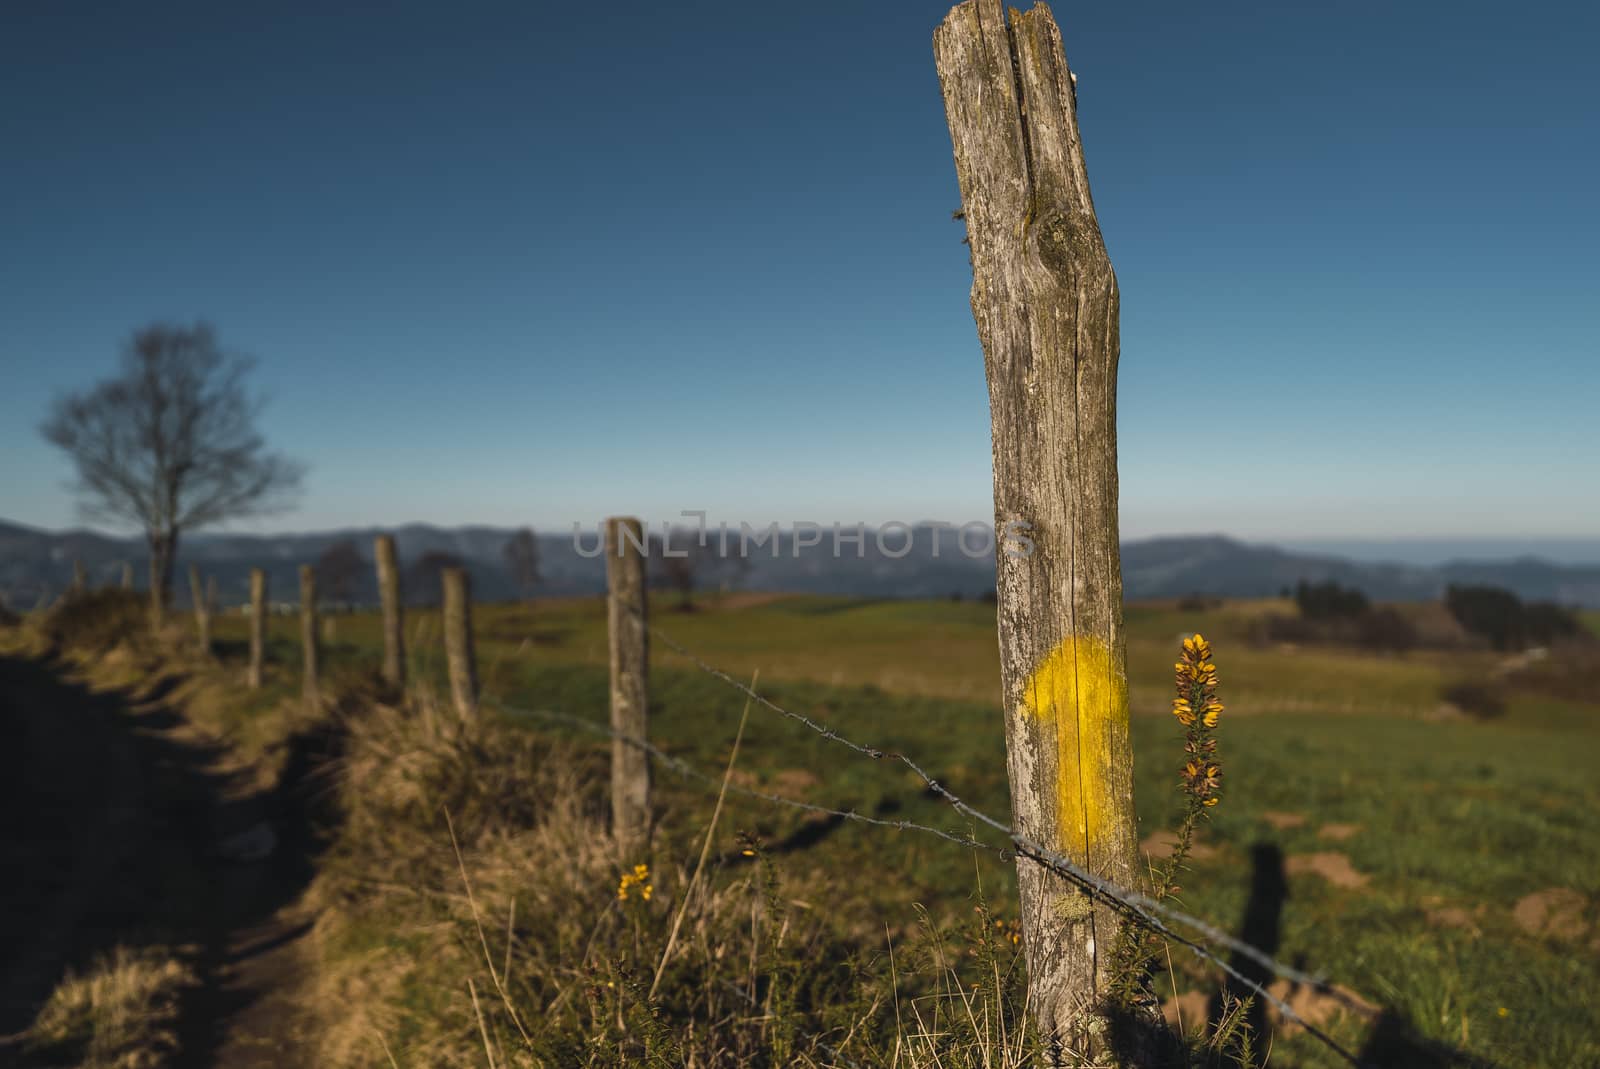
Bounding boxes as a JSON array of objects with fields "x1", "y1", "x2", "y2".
[
  {"x1": 121, "y1": 562, "x2": 133, "y2": 590},
  {"x1": 935, "y1": 1, "x2": 1142, "y2": 1054},
  {"x1": 441, "y1": 567, "x2": 478, "y2": 723},
  {"x1": 147, "y1": 553, "x2": 166, "y2": 628},
  {"x1": 189, "y1": 564, "x2": 212, "y2": 656},
  {"x1": 375, "y1": 534, "x2": 406, "y2": 688},
  {"x1": 300, "y1": 564, "x2": 320, "y2": 710},
  {"x1": 248, "y1": 568, "x2": 267, "y2": 689},
  {"x1": 605, "y1": 517, "x2": 650, "y2": 858},
  {"x1": 71, "y1": 559, "x2": 86, "y2": 594}
]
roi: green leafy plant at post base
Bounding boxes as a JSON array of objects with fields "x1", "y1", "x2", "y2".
[{"x1": 1108, "y1": 634, "x2": 1256, "y2": 1063}]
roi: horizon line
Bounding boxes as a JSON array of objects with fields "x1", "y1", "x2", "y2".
[{"x1": 8, "y1": 515, "x2": 1600, "y2": 543}]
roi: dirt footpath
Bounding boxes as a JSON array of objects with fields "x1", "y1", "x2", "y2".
[{"x1": 0, "y1": 648, "x2": 327, "y2": 1066}]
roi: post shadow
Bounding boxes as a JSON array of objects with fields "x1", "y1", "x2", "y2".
[{"x1": 1208, "y1": 842, "x2": 1289, "y2": 1062}]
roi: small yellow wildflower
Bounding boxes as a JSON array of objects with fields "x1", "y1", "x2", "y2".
[
  {"x1": 987, "y1": 916, "x2": 1023, "y2": 947},
  {"x1": 616, "y1": 862, "x2": 653, "y2": 902}
]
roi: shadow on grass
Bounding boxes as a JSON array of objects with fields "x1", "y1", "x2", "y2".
[
  {"x1": 1106, "y1": 841, "x2": 1503, "y2": 1068},
  {"x1": 1208, "y1": 842, "x2": 1288, "y2": 1054}
]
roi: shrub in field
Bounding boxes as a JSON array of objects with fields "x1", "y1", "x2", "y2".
[
  {"x1": 1294, "y1": 580, "x2": 1369, "y2": 622},
  {"x1": 1445, "y1": 583, "x2": 1584, "y2": 651},
  {"x1": 1440, "y1": 679, "x2": 1507, "y2": 719},
  {"x1": 1521, "y1": 601, "x2": 1586, "y2": 646},
  {"x1": 1252, "y1": 604, "x2": 1418, "y2": 653},
  {"x1": 1354, "y1": 607, "x2": 1419, "y2": 652},
  {"x1": 1445, "y1": 584, "x2": 1524, "y2": 649},
  {"x1": 1250, "y1": 611, "x2": 1317, "y2": 645}
]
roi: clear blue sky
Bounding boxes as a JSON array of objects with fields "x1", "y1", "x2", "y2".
[{"x1": 2, "y1": 1, "x2": 1595, "y2": 541}]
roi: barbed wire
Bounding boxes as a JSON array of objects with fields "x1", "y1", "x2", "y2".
[
  {"x1": 489, "y1": 674, "x2": 1364, "y2": 1066},
  {"x1": 640, "y1": 619, "x2": 1318, "y2": 977},
  {"x1": 485, "y1": 698, "x2": 998, "y2": 858},
  {"x1": 631, "y1": 613, "x2": 1372, "y2": 1066}
]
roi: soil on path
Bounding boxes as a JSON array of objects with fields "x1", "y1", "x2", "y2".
[{"x1": 0, "y1": 647, "x2": 333, "y2": 1066}]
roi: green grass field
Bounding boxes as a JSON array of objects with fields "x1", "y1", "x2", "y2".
[
  {"x1": 218, "y1": 593, "x2": 1495, "y2": 715},
  {"x1": 208, "y1": 594, "x2": 1600, "y2": 1066}
]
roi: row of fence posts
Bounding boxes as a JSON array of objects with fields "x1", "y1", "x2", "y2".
[
  {"x1": 73, "y1": 520, "x2": 651, "y2": 854},
  {"x1": 204, "y1": 519, "x2": 652, "y2": 855},
  {"x1": 231, "y1": 548, "x2": 468, "y2": 716},
  {"x1": 66, "y1": 560, "x2": 134, "y2": 593}
]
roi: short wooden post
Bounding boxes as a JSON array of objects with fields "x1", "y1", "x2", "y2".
[
  {"x1": 442, "y1": 567, "x2": 478, "y2": 723},
  {"x1": 300, "y1": 565, "x2": 320, "y2": 709},
  {"x1": 247, "y1": 568, "x2": 266, "y2": 689},
  {"x1": 188, "y1": 564, "x2": 212, "y2": 656},
  {"x1": 936, "y1": 1, "x2": 1143, "y2": 1053},
  {"x1": 375, "y1": 534, "x2": 405, "y2": 688},
  {"x1": 146, "y1": 550, "x2": 167, "y2": 628},
  {"x1": 606, "y1": 516, "x2": 650, "y2": 858},
  {"x1": 120, "y1": 562, "x2": 133, "y2": 590},
  {"x1": 71, "y1": 559, "x2": 86, "y2": 593}
]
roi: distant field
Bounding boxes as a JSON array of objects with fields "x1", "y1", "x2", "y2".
[
  {"x1": 215, "y1": 592, "x2": 1494, "y2": 717},
  {"x1": 206, "y1": 594, "x2": 1600, "y2": 1066}
]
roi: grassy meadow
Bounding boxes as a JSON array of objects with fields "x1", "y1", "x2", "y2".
[{"x1": 189, "y1": 591, "x2": 1600, "y2": 1067}]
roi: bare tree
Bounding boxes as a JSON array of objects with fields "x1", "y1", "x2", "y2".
[
  {"x1": 502, "y1": 528, "x2": 541, "y2": 606},
  {"x1": 647, "y1": 527, "x2": 750, "y2": 611},
  {"x1": 40, "y1": 323, "x2": 302, "y2": 623},
  {"x1": 407, "y1": 550, "x2": 465, "y2": 605},
  {"x1": 650, "y1": 528, "x2": 702, "y2": 612},
  {"x1": 315, "y1": 539, "x2": 365, "y2": 605}
]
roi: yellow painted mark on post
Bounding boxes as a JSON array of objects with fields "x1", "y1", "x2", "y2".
[{"x1": 1020, "y1": 635, "x2": 1128, "y2": 858}]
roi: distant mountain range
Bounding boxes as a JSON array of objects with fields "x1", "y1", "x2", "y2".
[{"x1": 2, "y1": 519, "x2": 1598, "y2": 609}]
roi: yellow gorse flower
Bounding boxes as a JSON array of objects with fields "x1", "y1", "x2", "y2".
[
  {"x1": 990, "y1": 917, "x2": 1023, "y2": 947},
  {"x1": 1172, "y1": 632, "x2": 1223, "y2": 807},
  {"x1": 616, "y1": 862, "x2": 653, "y2": 902}
]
